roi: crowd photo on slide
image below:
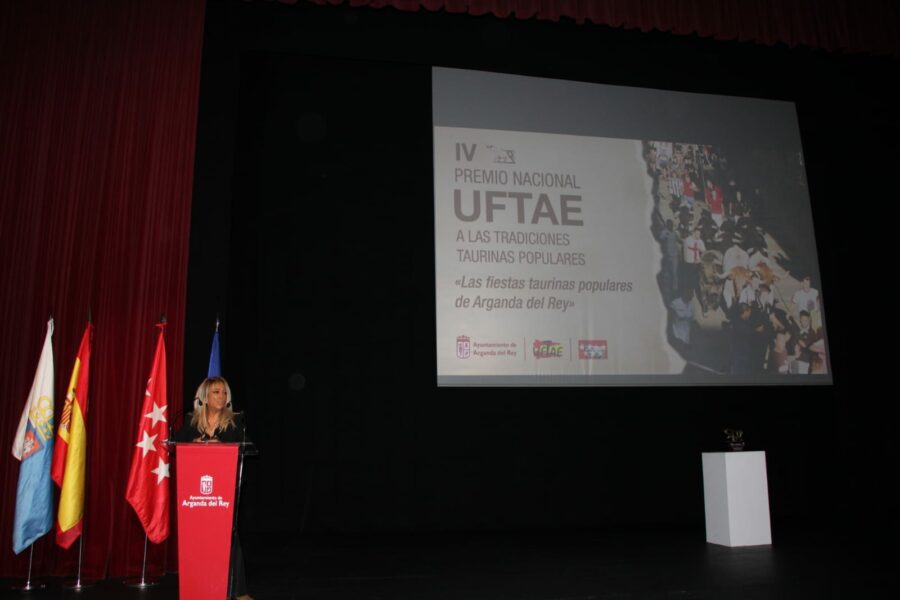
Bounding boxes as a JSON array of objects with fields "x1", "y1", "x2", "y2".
[{"x1": 645, "y1": 140, "x2": 827, "y2": 377}]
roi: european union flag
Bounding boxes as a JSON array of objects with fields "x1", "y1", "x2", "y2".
[{"x1": 208, "y1": 326, "x2": 221, "y2": 378}]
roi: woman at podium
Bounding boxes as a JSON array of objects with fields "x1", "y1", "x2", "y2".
[
  {"x1": 176, "y1": 376, "x2": 246, "y2": 442},
  {"x1": 176, "y1": 376, "x2": 252, "y2": 600}
]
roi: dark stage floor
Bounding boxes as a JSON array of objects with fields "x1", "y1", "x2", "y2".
[{"x1": 3, "y1": 526, "x2": 897, "y2": 599}]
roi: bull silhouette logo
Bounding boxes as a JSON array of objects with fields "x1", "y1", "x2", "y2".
[{"x1": 486, "y1": 145, "x2": 515, "y2": 164}]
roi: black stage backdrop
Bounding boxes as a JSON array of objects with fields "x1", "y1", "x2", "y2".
[{"x1": 186, "y1": 0, "x2": 899, "y2": 539}]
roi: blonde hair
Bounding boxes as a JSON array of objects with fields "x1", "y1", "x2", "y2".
[{"x1": 190, "y1": 376, "x2": 236, "y2": 434}]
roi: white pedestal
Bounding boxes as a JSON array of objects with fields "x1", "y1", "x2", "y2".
[{"x1": 701, "y1": 451, "x2": 772, "y2": 547}]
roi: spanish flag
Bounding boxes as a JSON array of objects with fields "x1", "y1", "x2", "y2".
[{"x1": 51, "y1": 322, "x2": 92, "y2": 549}]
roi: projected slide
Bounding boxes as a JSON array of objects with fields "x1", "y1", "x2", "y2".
[{"x1": 434, "y1": 68, "x2": 831, "y2": 386}]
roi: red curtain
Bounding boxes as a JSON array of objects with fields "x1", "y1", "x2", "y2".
[
  {"x1": 0, "y1": 0, "x2": 205, "y2": 579},
  {"x1": 297, "y1": 0, "x2": 900, "y2": 57}
]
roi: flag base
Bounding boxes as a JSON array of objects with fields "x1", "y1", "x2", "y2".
[
  {"x1": 10, "y1": 579, "x2": 46, "y2": 591},
  {"x1": 123, "y1": 576, "x2": 160, "y2": 588},
  {"x1": 62, "y1": 577, "x2": 96, "y2": 590}
]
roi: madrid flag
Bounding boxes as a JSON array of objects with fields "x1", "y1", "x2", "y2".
[
  {"x1": 51, "y1": 322, "x2": 92, "y2": 548},
  {"x1": 11, "y1": 318, "x2": 55, "y2": 554},
  {"x1": 125, "y1": 323, "x2": 170, "y2": 543}
]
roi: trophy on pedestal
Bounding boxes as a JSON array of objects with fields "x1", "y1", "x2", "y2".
[{"x1": 723, "y1": 428, "x2": 745, "y2": 451}]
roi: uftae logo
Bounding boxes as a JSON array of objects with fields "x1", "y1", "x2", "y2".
[{"x1": 532, "y1": 340, "x2": 563, "y2": 359}]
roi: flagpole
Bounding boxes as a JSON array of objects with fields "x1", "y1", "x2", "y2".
[
  {"x1": 77, "y1": 535, "x2": 85, "y2": 586},
  {"x1": 62, "y1": 524, "x2": 94, "y2": 589},
  {"x1": 11, "y1": 543, "x2": 46, "y2": 591},
  {"x1": 63, "y1": 517, "x2": 93, "y2": 592},
  {"x1": 25, "y1": 544, "x2": 39, "y2": 590},
  {"x1": 70, "y1": 319, "x2": 91, "y2": 589},
  {"x1": 140, "y1": 534, "x2": 148, "y2": 583},
  {"x1": 74, "y1": 535, "x2": 86, "y2": 588},
  {"x1": 26, "y1": 544, "x2": 36, "y2": 589},
  {"x1": 123, "y1": 533, "x2": 158, "y2": 588},
  {"x1": 74, "y1": 381, "x2": 93, "y2": 589}
]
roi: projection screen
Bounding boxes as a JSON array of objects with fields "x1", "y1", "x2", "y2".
[{"x1": 433, "y1": 67, "x2": 831, "y2": 386}]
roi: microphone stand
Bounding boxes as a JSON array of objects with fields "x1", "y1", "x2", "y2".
[{"x1": 229, "y1": 413, "x2": 257, "y2": 598}]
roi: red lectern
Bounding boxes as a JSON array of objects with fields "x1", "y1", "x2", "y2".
[{"x1": 175, "y1": 443, "x2": 239, "y2": 600}]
